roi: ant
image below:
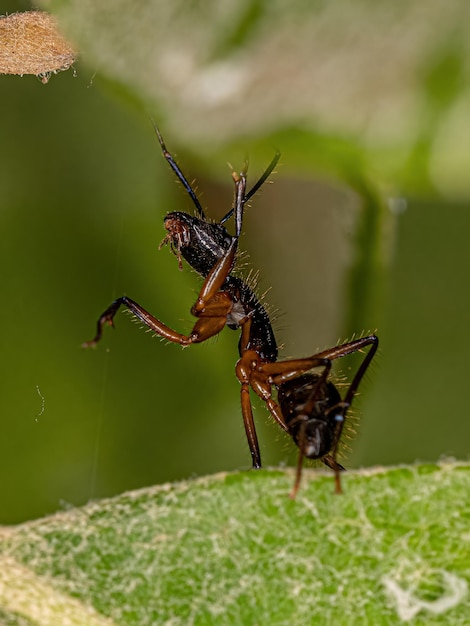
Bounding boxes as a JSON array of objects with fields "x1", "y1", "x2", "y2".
[{"x1": 84, "y1": 127, "x2": 378, "y2": 498}]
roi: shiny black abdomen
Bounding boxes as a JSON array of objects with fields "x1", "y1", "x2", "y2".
[{"x1": 277, "y1": 374, "x2": 341, "y2": 459}]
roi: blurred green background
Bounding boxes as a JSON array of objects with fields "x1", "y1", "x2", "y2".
[{"x1": 1, "y1": 1, "x2": 470, "y2": 523}]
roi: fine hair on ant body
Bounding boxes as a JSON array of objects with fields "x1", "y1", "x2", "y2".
[{"x1": 84, "y1": 127, "x2": 378, "y2": 498}]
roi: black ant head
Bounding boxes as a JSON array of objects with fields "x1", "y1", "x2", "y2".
[{"x1": 160, "y1": 211, "x2": 235, "y2": 276}]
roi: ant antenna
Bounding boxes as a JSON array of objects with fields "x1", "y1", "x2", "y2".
[{"x1": 151, "y1": 121, "x2": 206, "y2": 220}]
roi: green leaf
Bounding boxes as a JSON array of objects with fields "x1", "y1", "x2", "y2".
[{"x1": 2, "y1": 462, "x2": 469, "y2": 625}]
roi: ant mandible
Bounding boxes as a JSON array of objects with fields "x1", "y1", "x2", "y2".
[{"x1": 84, "y1": 127, "x2": 378, "y2": 498}]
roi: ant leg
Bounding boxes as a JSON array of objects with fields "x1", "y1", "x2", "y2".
[
  {"x1": 187, "y1": 236, "x2": 244, "y2": 339},
  {"x1": 309, "y1": 335, "x2": 378, "y2": 373},
  {"x1": 237, "y1": 324, "x2": 289, "y2": 435},
  {"x1": 259, "y1": 335, "x2": 378, "y2": 389},
  {"x1": 192, "y1": 239, "x2": 237, "y2": 313},
  {"x1": 290, "y1": 444, "x2": 305, "y2": 500},
  {"x1": 322, "y1": 455, "x2": 346, "y2": 495},
  {"x1": 236, "y1": 341, "x2": 293, "y2": 469},
  {"x1": 84, "y1": 237, "x2": 239, "y2": 348},
  {"x1": 341, "y1": 336, "x2": 379, "y2": 406},
  {"x1": 83, "y1": 296, "x2": 198, "y2": 348},
  {"x1": 83, "y1": 291, "x2": 234, "y2": 349},
  {"x1": 240, "y1": 380, "x2": 262, "y2": 469},
  {"x1": 235, "y1": 343, "x2": 262, "y2": 468},
  {"x1": 323, "y1": 336, "x2": 379, "y2": 474},
  {"x1": 259, "y1": 356, "x2": 332, "y2": 386}
]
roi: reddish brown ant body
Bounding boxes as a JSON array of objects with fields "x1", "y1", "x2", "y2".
[{"x1": 84, "y1": 128, "x2": 378, "y2": 497}]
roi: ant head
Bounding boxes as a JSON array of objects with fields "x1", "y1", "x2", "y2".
[
  {"x1": 159, "y1": 212, "x2": 192, "y2": 270},
  {"x1": 160, "y1": 211, "x2": 235, "y2": 277}
]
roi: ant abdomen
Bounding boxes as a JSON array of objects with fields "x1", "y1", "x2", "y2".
[{"x1": 277, "y1": 374, "x2": 341, "y2": 460}]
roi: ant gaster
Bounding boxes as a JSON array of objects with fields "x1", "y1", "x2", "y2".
[{"x1": 84, "y1": 127, "x2": 378, "y2": 498}]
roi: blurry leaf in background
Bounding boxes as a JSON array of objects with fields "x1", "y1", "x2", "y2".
[
  {"x1": 43, "y1": 0, "x2": 470, "y2": 196},
  {"x1": 1, "y1": 0, "x2": 470, "y2": 523}
]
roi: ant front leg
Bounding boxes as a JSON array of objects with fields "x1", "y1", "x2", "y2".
[
  {"x1": 82, "y1": 295, "x2": 194, "y2": 348},
  {"x1": 84, "y1": 239, "x2": 239, "y2": 349}
]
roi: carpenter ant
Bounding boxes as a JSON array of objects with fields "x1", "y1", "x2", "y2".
[{"x1": 84, "y1": 127, "x2": 378, "y2": 497}]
